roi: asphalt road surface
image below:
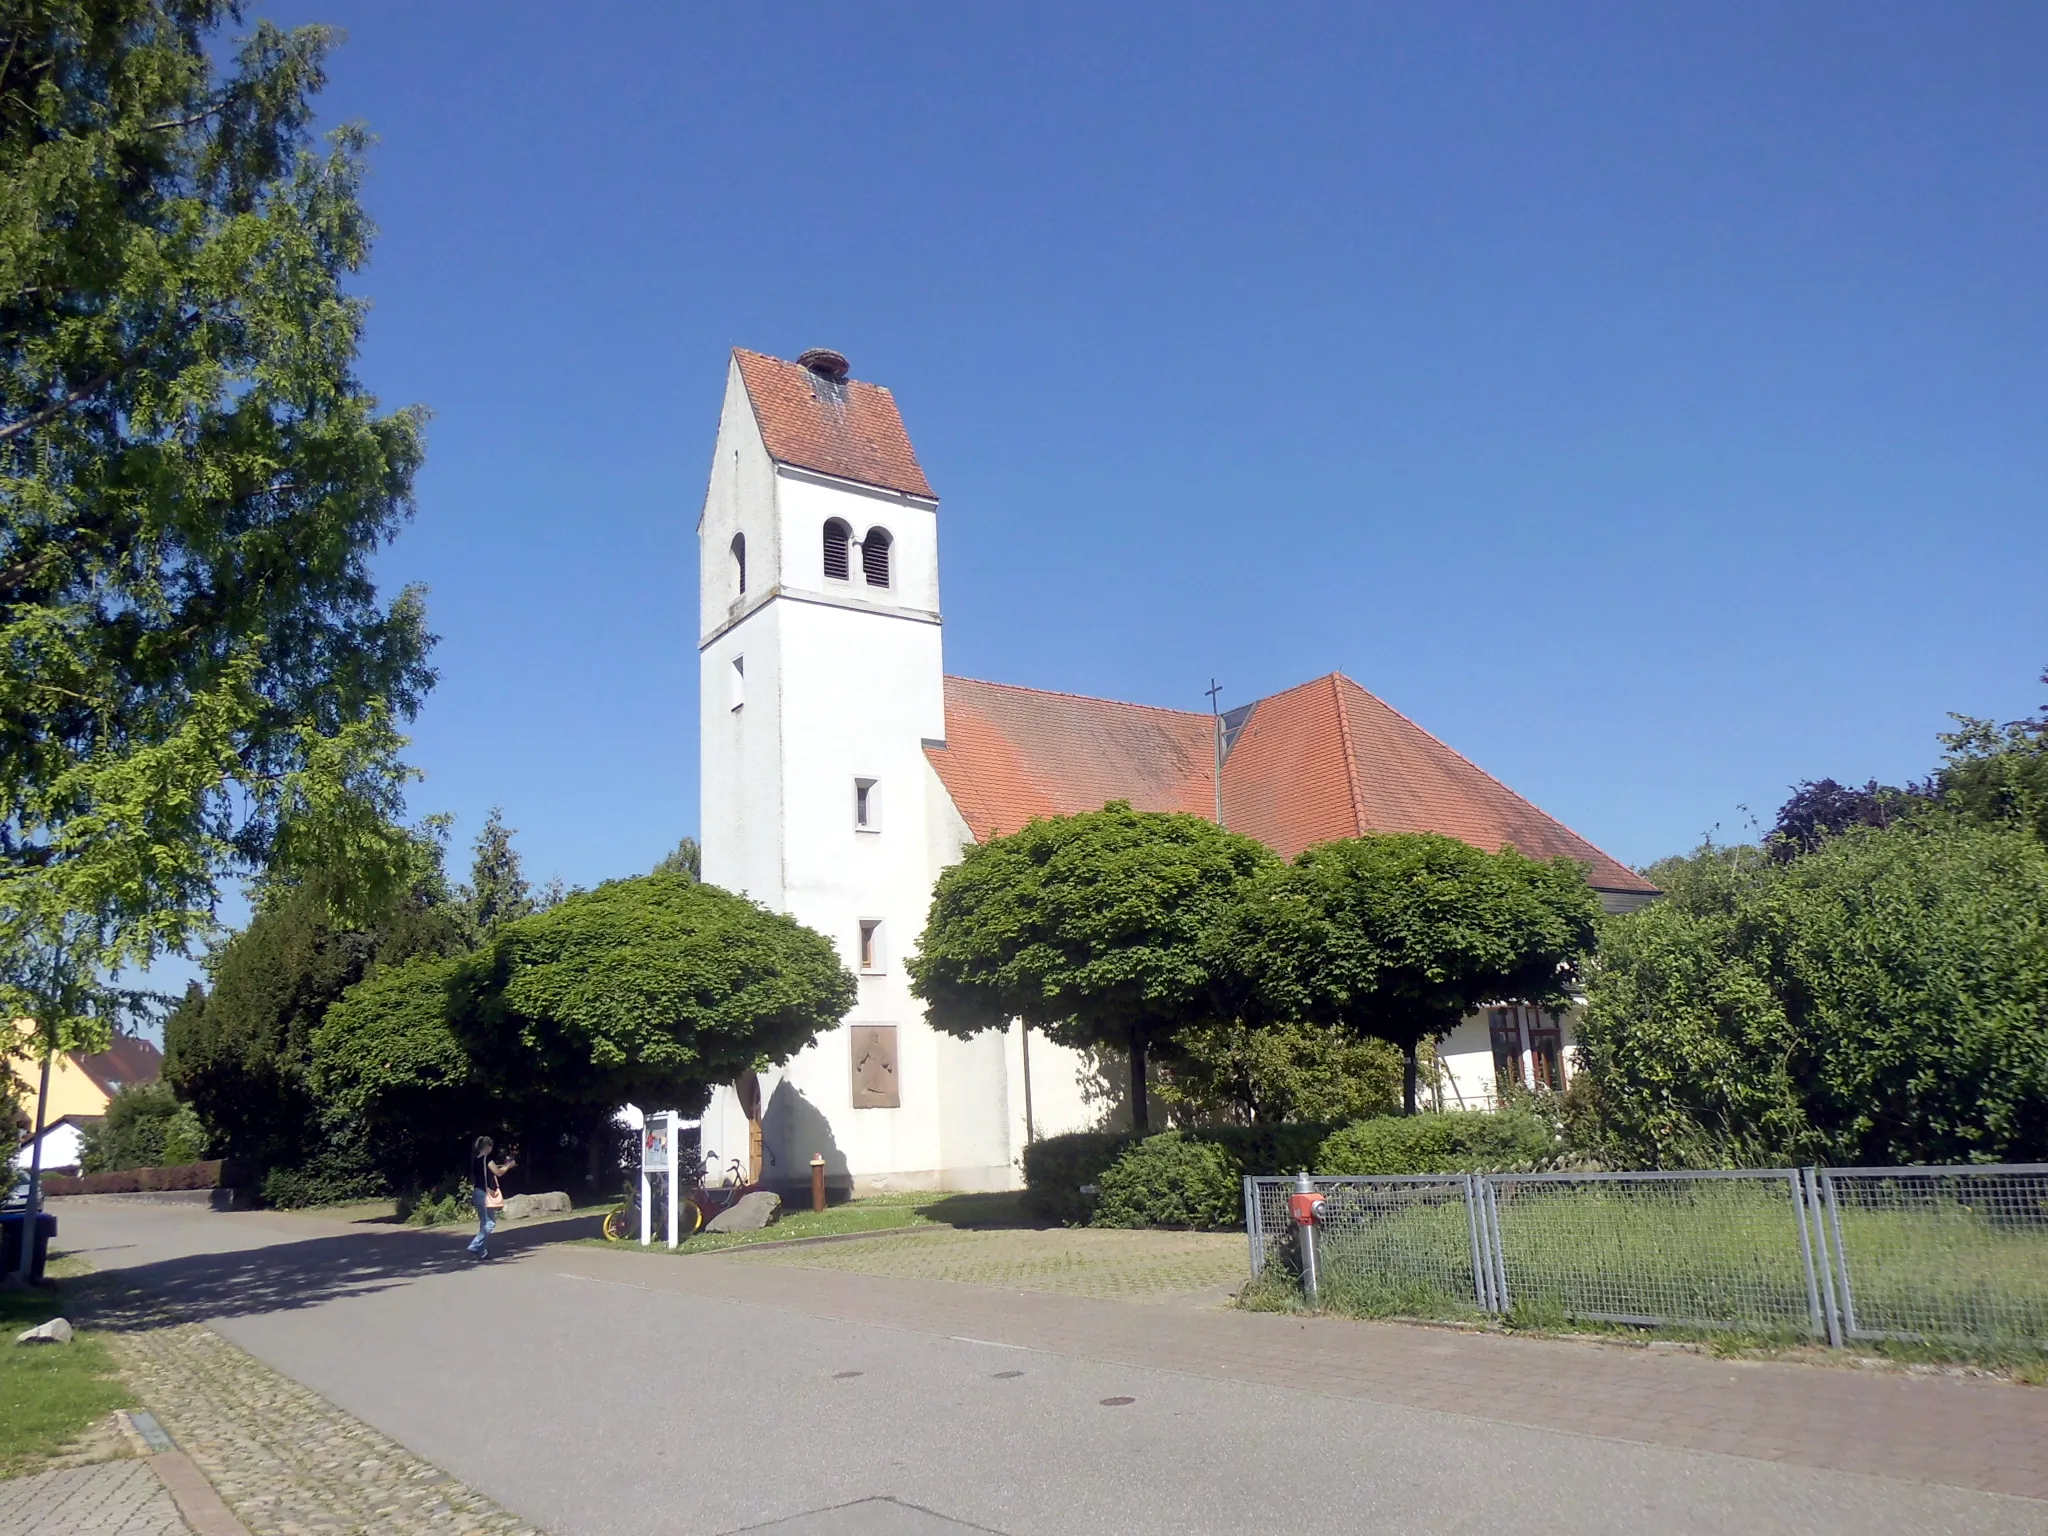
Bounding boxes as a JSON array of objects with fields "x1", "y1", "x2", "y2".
[{"x1": 51, "y1": 1201, "x2": 2048, "y2": 1536}]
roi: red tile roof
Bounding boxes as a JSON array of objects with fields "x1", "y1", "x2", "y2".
[
  {"x1": 734, "y1": 349, "x2": 936, "y2": 500},
  {"x1": 73, "y1": 1034, "x2": 162, "y2": 1098},
  {"x1": 925, "y1": 672, "x2": 1657, "y2": 896}
]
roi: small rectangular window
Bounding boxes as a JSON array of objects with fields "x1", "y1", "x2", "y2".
[
  {"x1": 854, "y1": 777, "x2": 879, "y2": 832},
  {"x1": 858, "y1": 919, "x2": 884, "y2": 973},
  {"x1": 730, "y1": 655, "x2": 744, "y2": 711}
]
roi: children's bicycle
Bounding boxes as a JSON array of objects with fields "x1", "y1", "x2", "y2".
[{"x1": 601, "y1": 1155, "x2": 753, "y2": 1242}]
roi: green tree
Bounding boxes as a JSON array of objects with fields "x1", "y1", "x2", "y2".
[
  {"x1": 163, "y1": 846, "x2": 466, "y2": 1181},
  {"x1": 1157, "y1": 1017, "x2": 1405, "y2": 1125},
  {"x1": 459, "y1": 807, "x2": 535, "y2": 940},
  {"x1": 2, "y1": 4, "x2": 431, "y2": 1095},
  {"x1": 653, "y1": 837, "x2": 701, "y2": 881},
  {"x1": 463, "y1": 871, "x2": 855, "y2": 1114},
  {"x1": 1580, "y1": 819, "x2": 2048, "y2": 1167},
  {"x1": 910, "y1": 804, "x2": 1279, "y2": 1131},
  {"x1": 1222, "y1": 834, "x2": 1601, "y2": 1115},
  {"x1": 78, "y1": 1078, "x2": 206, "y2": 1171},
  {"x1": 314, "y1": 872, "x2": 854, "y2": 1185},
  {"x1": 1939, "y1": 667, "x2": 2048, "y2": 845}
]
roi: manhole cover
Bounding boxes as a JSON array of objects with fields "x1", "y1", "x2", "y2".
[
  {"x1": 833, "y1": 1370, "x2": 864, "y2": 1379},
  {"x1": 993, "y1": 1370, "x2": 1024, "y2": 1379},
  {"x1": 1099, "y1": 1396, "x2": 1135, "y2": 1407}
]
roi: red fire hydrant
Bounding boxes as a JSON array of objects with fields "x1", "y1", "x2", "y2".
[
  {"x1": 1288, "y1": 1190, "x2": 1326, "y2": 1227},
  {"x1": 1291, "y1": 1171, "x2": 1324, "y2": 1306}
]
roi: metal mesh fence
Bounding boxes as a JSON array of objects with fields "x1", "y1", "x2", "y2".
[
  {"x1": 1241, "y1": 1162, "x2": 2048, "y2": 1347},
  {"x1": 1818, "y1": 1165, "x2": 2048, "y2": 1346},
  {"x1": 1485, "y1": 1170, "x2": 1821, "y2": 1334},
  {"x1": 1246, "y1": 1176, "x2": 1483, "y2": 1315}
]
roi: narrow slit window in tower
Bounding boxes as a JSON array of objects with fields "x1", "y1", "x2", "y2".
[{"x1": 730, "y1": 532, "x2": 746, "y2": 596}]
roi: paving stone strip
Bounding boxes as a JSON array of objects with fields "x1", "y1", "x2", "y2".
[
  {"x1": 105, "y1": 1322, "x2": 543, "y2": 1536},
  {"x1": 0, "y1": 1457, "x2": 190, "y2": 1536}
]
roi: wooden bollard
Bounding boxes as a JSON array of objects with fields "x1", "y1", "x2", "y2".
[{"x1": 811, "y1": 1154, "x2": 826, "y2": 1213}]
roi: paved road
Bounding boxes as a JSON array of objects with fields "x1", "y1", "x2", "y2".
[{"x1": 51, "y1": 1201, "x2": 2048, "y2": 1536}]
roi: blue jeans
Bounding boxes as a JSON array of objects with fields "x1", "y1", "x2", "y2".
[{"x1": 468, "y1": 1189, "x2": 496, "y2": 1254}]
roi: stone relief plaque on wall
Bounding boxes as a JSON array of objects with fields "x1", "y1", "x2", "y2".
[{"x1": 850, "y1": 1024, "x2": 900, "y2": 1109}]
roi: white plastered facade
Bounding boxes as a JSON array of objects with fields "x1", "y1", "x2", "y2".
[{"x1": 695, "y1": 358, "x2": 1097, "y2": 1196}]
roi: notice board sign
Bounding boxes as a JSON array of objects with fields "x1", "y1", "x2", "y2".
[{"x1": 641, "y1": 1113, "x2": 673, "y2": 1173}]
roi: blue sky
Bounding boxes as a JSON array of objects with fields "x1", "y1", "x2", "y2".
[{"x1": 264, "y1": 1, "x2": 2046, "y2": 892}]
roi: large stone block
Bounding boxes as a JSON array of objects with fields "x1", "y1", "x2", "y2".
[
  {"x1": 501, "y1": 1191, "x2": 572, "y2": 1222},
  {"x1": 16, "y1": 1317, "x2": 72, "y2": 1345},
  {"x1": 703, "y1": 1190, "x2": 782, "y2": 1233}
]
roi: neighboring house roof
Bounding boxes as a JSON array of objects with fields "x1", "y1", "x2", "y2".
[
  {"x1": 733, "y1": 349, "x2": 936, "y2": 500},
  {"x1": 72, "y1": 1035, "x2": 162, "y2": 1099},
  {"x1": 925, "y1": 671, "x2": 1658, "y2": 899}
]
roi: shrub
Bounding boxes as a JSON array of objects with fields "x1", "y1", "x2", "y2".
[
  {"x1": 398, "y1": 1174, "x2": 470, "y2": 1227},
  {"x1": 1316, "y1": 1110, "x2": 1555, "y2": 1176},
  {"x1": 41, "y1": 1160, "x2": 231, "y2": 1196},
  {"x1": 1026, "y1": 1122, "x2": 1347, "y2": 1226},
  {"x1": 1021, "y1": 1131, "x2": 1139, "y2": 1225},
  {"x1": 79, "y1": 1082, "x2": 207, "y2": 1173},
  {"x1": 1092, "y1": 1132, "x2": 1242, "y2": 1229}
]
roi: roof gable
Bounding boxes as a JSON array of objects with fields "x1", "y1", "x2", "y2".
[{"x1": 732, "y1": 349, "x2": 935, "y2": 500}]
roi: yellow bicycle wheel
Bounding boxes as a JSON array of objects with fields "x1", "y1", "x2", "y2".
[{"x1": 601, "y1": 1205, "x2": 633, "y2": 1241}]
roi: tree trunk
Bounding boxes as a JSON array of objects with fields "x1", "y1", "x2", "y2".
[
  {"x1": 1129, "y1": 1027, "x2": 1150, "y2": 1134},
  {"x1": 1403, "y1": 1040, "x2": 1420, "y2": 1117}
]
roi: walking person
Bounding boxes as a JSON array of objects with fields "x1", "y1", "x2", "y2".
[{"x1": 467, "y1": 1135, "x2": 516, "y2": 1259}]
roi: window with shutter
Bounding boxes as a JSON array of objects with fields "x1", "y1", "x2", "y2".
[
  {"x1": 862, "y1": 526, "x2": 892, "y2": 588},
  {"x1": 823, "y1": 519, "x2": 852, "y2": 581}
]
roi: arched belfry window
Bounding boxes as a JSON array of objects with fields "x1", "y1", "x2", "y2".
[
  {"x1": 862, "y1": 526, "x2": 892, "y2": 588},
  {"x1": 730, "y1": 532, "x2": 746, "y2": 596},
  {"x1": 823, "y1": 519, "x2": 852, "y2": 582}
]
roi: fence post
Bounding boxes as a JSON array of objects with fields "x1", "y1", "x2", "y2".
[
  {"x1": 1292, "y1": 1170, "x2": 1321, "y2": 1309},
  {"x1": 1819, "y1": 1169, "x2": 1860, "y2": 1339},
  {"x1": 1799, "y1": 1168, "x2": 1842, "y2": 1347},
  {"x1": 1483, "y1": 1177, "x2": 1510, "y2": 1315},
  {"x1": 1244, "y1": 1175, "x2": 1263, "y2": 1280},
  {"x1": 1462, "y1": 1174, "x2": 1491, "y2": 1313},
  {"x1": 1790, "y1": 1167, "x2": 1828, "y2": 1344}
]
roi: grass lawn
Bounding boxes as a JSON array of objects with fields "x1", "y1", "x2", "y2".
[
  {"x1": 583, "y1": 1189, "x2": 1029, "y2": 1255},
  {"x1": 0, "y1": 1255, "x2": 133, "y2": 1479}
]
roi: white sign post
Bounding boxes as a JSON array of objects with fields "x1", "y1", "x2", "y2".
[{"x1": 640, "y1": 1111, "x2": 681, "y2": 1249}]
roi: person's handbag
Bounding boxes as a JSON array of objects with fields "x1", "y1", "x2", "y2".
[{"x1": 485, "y1": 1183, "x2": 506, "y2": 1211}]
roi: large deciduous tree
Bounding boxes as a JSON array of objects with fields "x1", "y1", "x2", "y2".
[
  {"x1": 1222, "y1": 833, "x2": 1601, "y2": 1115},
  {"x1": 910, "y1": 804, "x2": 1279, "y2": 1132},
  {"x1": 1, "y1": 2, "x2": 433, "y2": 1064}
]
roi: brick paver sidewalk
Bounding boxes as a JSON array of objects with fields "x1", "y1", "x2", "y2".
[
  {"x1": 107, "y1": 1323, "x2": 541, "y2": 1536},
  {"x1": 0, "y1": 1458, "x2": 189, "y2": 1536},
  {"x1": 736, "y1": 1225, "x2": 1247, "y2": 1302}
]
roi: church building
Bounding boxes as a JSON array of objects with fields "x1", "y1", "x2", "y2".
[{"x1": 696, "y1": 347, "x2": 1657, "y2": 1197}]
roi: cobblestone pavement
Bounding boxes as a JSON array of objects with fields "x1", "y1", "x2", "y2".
[
  {"x1": 731, "y1": 1225, "x2": 1247, "y2": 1302},
  {"x1": 105, "y1": 1322, "x2": 542, "y2": 1536},
  {"x1": 0, "y1": 1457, "x2": 189, "y2": 1536}
]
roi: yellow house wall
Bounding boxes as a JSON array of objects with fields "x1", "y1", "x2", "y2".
[{"x1": 7, "y1": 1022, "x2": 114, "y2": 1123}]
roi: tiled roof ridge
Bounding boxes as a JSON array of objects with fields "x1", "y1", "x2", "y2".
[
  {"x1": 730, "y1": 348, "x2": 936, "y2": 500},
  {"x1": 1330, "y1": 672, "x2": 1649, "y2": 889},
  {"x1": 1325, "y1": 672, "x2": 1370, "y2": 838},
  {"x1": 943, "y1": 674, "x2": 1212, "y2": 724}
]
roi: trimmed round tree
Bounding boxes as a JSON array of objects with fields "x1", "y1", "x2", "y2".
[
  {"x1": 1223, "y1": 833, "x2": 1601, "y2": 1113},
  {"x1": 461, "y1": 871, "x2": 856, "y2": 1116},
  {"x1": 909, "y1": 803, "x2": 1279, "y2": 1131}
]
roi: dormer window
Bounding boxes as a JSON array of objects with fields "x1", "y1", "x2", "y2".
[
  {"x1": 823, "y1": 519, "x2": 852, "y2": 582},
  {"x1": 862, "y1": 526, "x2": 892, "y2": 588},
  {"x1": 730, "y1": 532, "x2": 746, "y2": 597}
]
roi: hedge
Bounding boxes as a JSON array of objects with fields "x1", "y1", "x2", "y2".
[
  {"x1": 1025, "y1": 1123, "x2": 1340, "y2": 1227},
  {"x1": 1315, "y1": 1109, "x2": 1555, "y2": 1176},
  {"x1": 1092, "y1": 1132, "x2": 1242, "y2": 1229},
  {"x1": 40, "y1": 1160, "x2": 235, "y2": 1196}
]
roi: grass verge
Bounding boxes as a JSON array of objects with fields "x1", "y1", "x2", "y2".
[{"x1": 0, "y1": 1254, "x2": 133, "y2": 1479}]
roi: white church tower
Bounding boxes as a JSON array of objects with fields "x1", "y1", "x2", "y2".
[{"x1": 696, "y1": 348, "x2": 1018, "y2": 1196}]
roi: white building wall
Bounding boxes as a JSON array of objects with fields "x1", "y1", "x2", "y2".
[{"x1": 1433, "y1": 1004, "x2": 1585, "y2": 1112}]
